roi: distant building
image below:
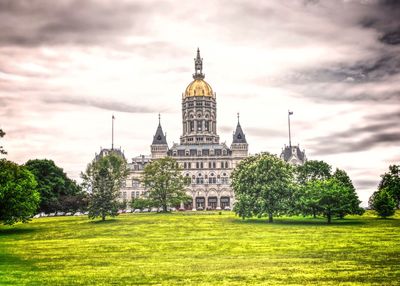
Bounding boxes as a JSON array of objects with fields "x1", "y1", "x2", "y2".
[
  {"x1": 96, "y1": 49, "x2": 307, "y2": 209},
  {"x1": 280, "y1": 144, "x2": 306, "y2": 165},
  {"x1": 119, "y1": 49, "x2": 248, "y2": 210}
]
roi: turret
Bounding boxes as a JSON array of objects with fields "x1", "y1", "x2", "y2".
[
  {"x1": 231, "y1": 113, "x2": 248, "y2": 159},
  {"x1": 151, "y1": 114, "x2": 168, "y2": 159}
]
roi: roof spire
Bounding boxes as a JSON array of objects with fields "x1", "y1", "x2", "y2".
[
  {"x1": 193, "y1": 48, "x2": 205, "y2": 80},
  {"x1": 232, "y1": 114, "x2": 247, "y2": 144},
  {"x1": 152, "y1": 115, "x2": 167, "y2": 145}
]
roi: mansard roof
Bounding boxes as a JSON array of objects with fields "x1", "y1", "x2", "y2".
[
  {"x1": 281, "y1": 145, "x2": 306, "y2": 162},
  {"x1": 152, "y1": 123, "x2": 167, "y2": 145},
  {"x1": 232, "y1": 122, "x2": 247, "y2": 144}
]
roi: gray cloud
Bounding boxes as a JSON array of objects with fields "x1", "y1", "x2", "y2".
[
  {"x1": 308, "y1": 110, "x2": 400, "y2": 155},
  {"x1": 41, "y1": 95, "x2": 166, "y2": 114},
  {"x1": 0, "y1": 0, "x2": 164, "y2": 47}
]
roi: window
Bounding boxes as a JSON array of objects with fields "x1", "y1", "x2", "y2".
[
  {"x1": 190, "y1": 121, "x2": 194, "y2": 131},
  {"x1": 132, "y1": 180, "x2": 139, "y2": 189},
  {"x1": 202, "y1": 149, "x2": 209, "y2": 156},
  {"x1": 197, "y1": 120, "x2": 202, "y2": 131},
  {"x1": 123, "y1": 192, "x2": 127, "y2": 199},
  {"x1": 131, "y1": 192, "x2": 135, "y2": 199},
  {"x1": 190, "y1": 149, "x2": 197, "y2": 156},
  {"x1": 205, "y1": 120, "x2": 209, "y2": 131}
]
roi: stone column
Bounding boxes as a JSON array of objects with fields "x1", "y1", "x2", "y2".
[
  {"x1": 192, "y1": 193, "x2": 197, "y2": 211},
  {"x1": 216, "y1": 193, "x2": 221, "y2": 210},
  {"x1": 205, "y1": 193, "x2": 209, "y2": 210}
]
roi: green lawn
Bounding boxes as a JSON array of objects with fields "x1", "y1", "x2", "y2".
[{"x1": 1, "y1": 211, "x2": 399, "y2": 285}]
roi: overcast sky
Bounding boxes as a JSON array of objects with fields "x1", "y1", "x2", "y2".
[{"x1": 1, "y1": 0, "x2": 399, "y2": 206}]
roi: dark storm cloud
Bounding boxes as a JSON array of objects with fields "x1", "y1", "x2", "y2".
[
  {"x1": 41, "y1": 95, "x2": 165, "y2": 114},
  {"x1": 308, "y1": 112, "x2": 400, "y2": 155},
  {"x1": 0, "y1": 0, "x2": 164, "y2": 47}
]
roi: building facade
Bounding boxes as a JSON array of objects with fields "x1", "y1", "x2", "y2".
[
  {"x1": 117, "y1": 49, "x2": 306, "y2": 210},
  {"x1": 121, "y1": 49, "x2": 248, "y2": 210}
]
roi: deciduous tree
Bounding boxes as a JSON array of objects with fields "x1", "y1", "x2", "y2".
[
  {"x1": 142, "y1": 157, "x2": 190, "y2": 212},
  {"x1": 333, "y1": 168, "x2": 364, "y2": 218},
  {"x1": 0, "y1": 159, "x2": 40, "y2": 225},
  {"x1": 296, "y1": 160, "x2": 331, "y2": 184},
  {"x1": 306, "y1": 178, "x2": 360, "y2": 223},
  {"x1": 369, "y1": 188, "x2": 396, "y2": 218},
  {"x1": 231, "y1": 153, "x2": 295, "y2": 222},
  {"x1": 25, "y1": 159, "x2": 83, "y2": 213},
  {"x1": 82, "y1": 152, "x2": 128, "y2": 221},
  {"x1": 378, "y1": 165, "x2": 400, "y2": 208}
]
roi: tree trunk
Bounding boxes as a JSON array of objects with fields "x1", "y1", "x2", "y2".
[
  {"x1": 327, "y1": 213, "x2": 331, "y2": 224},
  {"x1": 163, "y1": 204, "x2": 167, "y2": 213},
  {"x1": 268, "y1": 213, "x2": 273, "y2": 223},
  {"x1": 313, "y1": 209, "x2": 316, "y2": 218},
  {"x1": 102, "y1": 214, "x2": 106, "y2": 221}
]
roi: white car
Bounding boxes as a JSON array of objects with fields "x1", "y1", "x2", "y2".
[
  {"x1": 65, "y1": 212, "x2": 72, "y2": 216},
  {"x1": 74, "y1": 212, "x2": 82, "y2": 216},
  {"x1": 33, "y1": 214, "x2": 41, "y2": 218},
  {"x1": 134, "y1": 209, "x2": 141, "y2": 213},
  {"x1": 150, "y1": 208, "x2": 158, "y2": 212}
]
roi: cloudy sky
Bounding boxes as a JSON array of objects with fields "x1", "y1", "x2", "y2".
[{"x1": 1, "y1": 0, "x2": 399, "y2": 205}]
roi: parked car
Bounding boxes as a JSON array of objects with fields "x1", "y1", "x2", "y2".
[
  {"x1": 134, "y1": 209, "x2": 141, "y2": 213},
  {"x1": 56, "y1": 212, "x2": 65, "y2": 216},
  {"x1": 65, "y1": 212, "x2": 72, "y2": 216},
  {"x1": 74, "y1": 212, "x2": 82, "y2": 216},
  {"x1": 224, "y1": 206, "x2": 231, "y2": 211},
  {"x1": 143, "y1": 208, "x2": 149, "y2": 212}
]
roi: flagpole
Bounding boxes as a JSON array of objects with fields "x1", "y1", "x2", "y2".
[
  {"x1": 288, "y1": 110, "x2": 292, "y2": 147},
  {"x1": 112, "y1": 115, "x2": 114, "y2": 150}
]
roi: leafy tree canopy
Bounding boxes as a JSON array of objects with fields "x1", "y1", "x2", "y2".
[
  {"x1": 0, "y1": 159, "x2": 40, "y2": 225},
  {"x1": 0, "y1": 128, "x2": 6, "y2": 155},
  {"x1": 378, "y1": 165, "x2": 400, "y2": 208},
  {"x1": 25, "y1": 159, "x2": 82, "y2": 213},
  {"x1": 231, "y1": 152, "x2": 295, "y2": 222},
  {"x1": 142, "y1": 157, "x2": 190, "y2": 212},
  {"x1": 305, "y1": 178, "x2": 361, "y2": 223},
  {"x1": 333, "y1": 168, "x2": 364, "y2": 218},
  {"x1": 369, "y1": 188, "x2": 396, "y2": 218},
  {"x1": 82, "y1": 151, "x2": 128, "y2": 221},
  {"x1": 296, "y1": 160, "x2": 331, "y2": 184}
]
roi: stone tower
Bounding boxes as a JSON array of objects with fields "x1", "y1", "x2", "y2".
[
  {"x1": 151, "y1": 115, "x2": 168, "y2": 159},
  {"x1": 231, "y1": 114, "x2": 248, "y2": 168},
  {"x1": 180, "y1": 48, "x2": 220, "y2": 145}
]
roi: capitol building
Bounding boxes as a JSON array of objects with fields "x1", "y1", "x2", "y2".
[{"x1": 101, "y1": 49, "x2": 306, "y2": 210}]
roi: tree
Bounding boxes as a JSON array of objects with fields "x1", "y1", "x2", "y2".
[
  {"x1": 25, "y1": 159, "x2": 83, "y2": 213},
  {"x1": 142, "y1": 157, "x2": 190, "y2": 212},
  {"x1": 378, "y1": 165, "x2": 400, "y2": 208},
  {"x1": 306, "y1": 178, "x2": 360, "y2": 223},
  {"x1": 333, "y1": 168, "x2": 364, "y2": 218},
  {"x1": 82, "y1": 152, "x2": 128, "y2": 221},
  {"x1": 296, "y1": 160, "x2": 332, "y2": 184},
  {"x1": 0, "y1": 159, "x2": 40, "y2": 225},
  {"x1": 369, "y1": 188, "x2": 396, "y2": 218},
  {"x1": 130, "y1": 198, "x2": 152, "y2": 210},
  {"x1": 0, "y1": 128, "x2": 6, "y2": 155},
  {"x1": 231, "y1": 153, "x2": 295, "y2": 222}
]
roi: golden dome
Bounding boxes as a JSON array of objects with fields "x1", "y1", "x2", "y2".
[{"x1": 185, "y1": 79, "x2": 214, "y2": 97}]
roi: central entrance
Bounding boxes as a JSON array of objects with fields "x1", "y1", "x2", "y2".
[
  {"x1": 220, "y1": 196, "x2": 230, "y2": 209},
  {"x1": 208, "y1": 197, "x2": 217, "y2": 210},
  {"x1": 196, "y1": 197, "x2": 205, "y2": 210}
]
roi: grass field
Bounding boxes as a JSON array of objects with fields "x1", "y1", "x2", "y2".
[{"x1": 1, "y1": 211, "x2": 400, "y2": 285}]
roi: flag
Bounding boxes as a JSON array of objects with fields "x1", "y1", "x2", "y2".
[
  {"x1": 288, "y1": 111, "x2": 293, "y2": 115},
  {"x1": 112, "y1": 115, "x2": 115, "y2": 120}
]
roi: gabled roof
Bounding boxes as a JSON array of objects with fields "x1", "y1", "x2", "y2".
[{"x1": 232, "y1": 122, "x2": 247, "y2": 144}]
